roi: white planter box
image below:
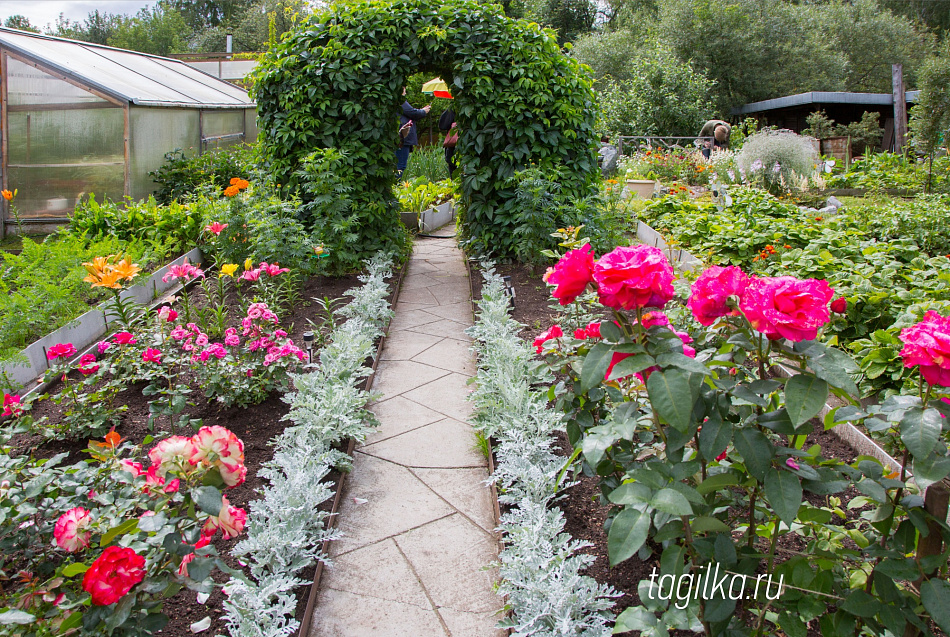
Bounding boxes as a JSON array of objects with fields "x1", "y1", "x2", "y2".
[
  {"x1": 420, "y1": 200, "x2": 454, "y2": 233},
  {"x1": 3, "y1": 248, "x2": 204, "y2": 391}
]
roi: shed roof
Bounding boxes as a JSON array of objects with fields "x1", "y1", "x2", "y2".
[
  {"x1": 733, "y1": 91, "x2": 920, "y2": 116},
  {"x1": 0, "y1": 27, "x2": 254, "y2": 109}
]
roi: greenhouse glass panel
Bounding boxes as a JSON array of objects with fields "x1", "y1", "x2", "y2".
[
  {"x1": 5, "y1": 57, "x2": 125, "y2": 217},
  {"x1": 244, "y1": 108, "x2": 259, "y2": 141},
  {"x1": 8, "y1": 165, "x2": 124, "y2": 219},
  {"x1": 130, "y1": 108, "x2": 200, "y2": 200}
]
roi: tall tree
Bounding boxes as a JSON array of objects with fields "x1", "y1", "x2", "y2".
[{"x1": 3, "y1": 15, "x2": 39, "y2": 32}]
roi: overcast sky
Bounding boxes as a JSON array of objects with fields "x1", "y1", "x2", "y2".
[{"x1": 0, "y1": 1, "x2": 154, "y2": 30}]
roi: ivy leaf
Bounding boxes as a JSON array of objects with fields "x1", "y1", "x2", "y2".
[
  {"x1": 784, "y1": 374, "x2": 828, "y2": 427},
  {"x1": 608, "y1": 508, "x2": 651, "y2": 566},
  {"x1": 899, "y1": 407, "x2": 942, "y2": 459},
  {"x1": 647, "y1": 369, "x2": 696, "y2": 432},
  {"x1": 765, "y1": 469, "x2": 802, "y2": 525}
]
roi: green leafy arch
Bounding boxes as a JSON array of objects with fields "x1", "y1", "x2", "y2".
[{"x1": 252, "y1": 0, "x2": 598, "y2": 258}]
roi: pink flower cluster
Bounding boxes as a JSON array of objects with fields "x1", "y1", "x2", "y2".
[
  {"x1": 899, "y1": 311, "x2": 950, "y2": 387},
  {"x1": 687, "y1": 266, "x2": 834, "y2": 342},
  {"x1": 545, "y1": 244, "x2": 675, "y2": 310},
  {"x1": 162, "y1": 259, "x2": 205, "y2": 283},
  {"x1": 172, "y1": 323, "x2": 230, "y2": 362},
  {"x1": 241, "y1": 261, "x2": 289, "y2": 281}
]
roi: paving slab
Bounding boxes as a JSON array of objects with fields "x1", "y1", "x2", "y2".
[
  {"x1": 422, "y1": 302, "x2": 474, "y2": 325},
  {"x1": 394, "y1": 513, "x2": 501, "y2": 614},
  {"x1": 320, "y1": 539, "x2": 431, "y2": 609},
  {"x1": 361, "y1": 417, "x2": 484, "y2": 468},
  {"x1": 370, "y1": 359, "x2": 449, "y2": 397},
  {"x1": 311, "y1": 588, "x2": 447, "y2": 636},
  {"x1": 331, "y1": 454, "x2": 455, "y2": 555},
  {"x1": 396, "y1": 286, "x2": 440, "y2": 306},
  {"x1": 379, "y1": 330, "x2": 443, "y2": 362},
  {"x1": 440, "y1": 607, "x2": 509, "y2": 637},
  {"x1": 411, "y1": 337, "x2": 476, "y2": 375},
  {"x1": 414, "y1": 467, "x2": 496, "y2": 535},
  {"x1": 363, "y1": 395, "x2": 444, "y2": 445},
  {"x1": 409, "y1": 318, "x2": 475, "y2": 340},
  {"x1": 402, "y1": 372, "x2": 475, "y2": 422}
]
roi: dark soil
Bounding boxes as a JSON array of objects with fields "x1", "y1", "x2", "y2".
[
  {"x1": 7, "y1": 268, "x2": 398, "y2": 637},
  {"x1": 473, "y1": 261, "x2": 867, "y2": 637}
]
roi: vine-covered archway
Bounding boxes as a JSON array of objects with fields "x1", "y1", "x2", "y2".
[{"x1": 253, "y1": 0, "x2": 597, "y2": 259}]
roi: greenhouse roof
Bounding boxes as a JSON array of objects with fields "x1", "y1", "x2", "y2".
[
  {"x1": 734, "y1": 91, "x2": 920, "y2": 115},
  {"x1": 0, "y1": 27, "x2": 254, "y2": 109}
]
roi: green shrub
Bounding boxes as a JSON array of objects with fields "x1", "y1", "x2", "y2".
[
  {"x1": 252, "y1": 0, "x2": 597, "y2": 259},
  {"x1": 67, "y1": 194, "x2": 203, "y2": 260},
  {"x1": 149, "y1": 144, "x2": 258, "y2": 204}
]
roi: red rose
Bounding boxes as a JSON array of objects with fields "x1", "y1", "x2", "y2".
[
  {"x1": 830, "y1": 297, "x2": 847, "y2": 314},
  {"x1": 533, "y1": 325, "x2": 564, "y2": 354},
  {"x1": 899, "y1": 311, "x2": 950, "y2": 387},
  {"x1": 739, "y1": 276, "x2": 834, "y2": 342},
  {"x1": 687, "y1": 266, "x2": 749, "y2": 326},
  {"x1": 82, "y1": 546, "x2": 146, "y2": 605}
]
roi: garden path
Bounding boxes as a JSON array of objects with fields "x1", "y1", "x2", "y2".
[{"x1": 310, "y1": 227, "x2": 505, "y2": 636}]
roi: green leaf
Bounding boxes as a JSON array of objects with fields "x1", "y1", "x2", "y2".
[
  {"x1": 690, "y1": 516, "x2": 731, "y2": 533},
  {"x1": 839, "y1": 590, "x2": 881, "y2": 618},
  {"x1": 900, "y1": 407, "x2": 942, "y2": 459},
  {"x1": 99, "y1": 519, "x2": 139, "y2": 548},
  {"x1": 62, "y1": 562, "x2": 89, "y2": 577},
  {"x1": 580, "y1": 343, "x2": 612, "y2": 391},
  {"x1": 613, "y1": 607, "x2": 660, "y2": 634},
  {"x1": 651, "y1": 488, "x2": 693, "y2": 516},
  {"x1": 784, "y1": 374, "x2": 828, "y2": 427},
  {"x1": 912, "y1": 452, "x2": 950, "y2": 490},
  {"x1": 608, "y1": 508, "x2": 651, "y2": 566},
  {"x1": 195, "y1": 486, "x2": 223, "y2": 516},
  {"x1": 600, "y1": 320, "x2": 622, "y2": 341},
  {"x1": 698, "y1": 412, "x2": 732, "y2": 460},
  {"x1": 733, "y1": 427, "x2": 773, "y2": 482},
  {"x1": 58, "y1": 611, "x2": 83, "y2": 633},
  {"x1": 607, "y1": 354, "x2": 655, "y2": 381},
  {"x1": 922, "y1": 578, "x2": 950, "y2": 633},
  {"x1": 655, "y1": 352, "x2": 710, "y2": 375},
  {"x1": 696, "y1": 472, "x2": 739, "y2": 495},
  {"x1": 0, "y1": 610, "x2": 35, "y2": 625},
  {"x1": 765, "y1": 470, "x2": 803, "y2": 525},
  {"x1": 647, "y1": 369, "x2": 695, "y2": 432},
  {"x1": 609, "y1": 482, "x2": 652, "y2": 505}
]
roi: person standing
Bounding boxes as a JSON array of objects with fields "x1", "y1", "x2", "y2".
[
  {"x1": 699, "y1": 119, "x2": 731, "y2": 158},
  {"x1": 397, "y1": 88, "x2": 430, "y2": 176},
  {"x1": 439, "y1": 108, "x2": 458, "y2": 174}
]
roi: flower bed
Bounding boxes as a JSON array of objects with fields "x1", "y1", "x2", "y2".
[{"x1": 0, "y1": 252, "x2": 397, "y2": 636}]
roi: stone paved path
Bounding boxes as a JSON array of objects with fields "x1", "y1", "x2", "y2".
[{"x1": 311, "y1": 227, "x2": 505, "y2": 637}]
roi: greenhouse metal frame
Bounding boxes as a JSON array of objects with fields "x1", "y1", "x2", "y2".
[{"x1": 0, "y1": 27, "x2": 257, "y2": 236}]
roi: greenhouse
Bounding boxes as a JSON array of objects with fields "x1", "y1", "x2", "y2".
[{"x1": 0, "y1": 27, "x2": 256, "y2": 234}]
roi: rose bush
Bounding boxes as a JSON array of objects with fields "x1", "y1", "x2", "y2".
[
  {"x1": 532, "y1": 244, "x2": 950, "y2": 637},
  {"x1": 0, "y1": 428, "x2": 248, "y2": 635}
]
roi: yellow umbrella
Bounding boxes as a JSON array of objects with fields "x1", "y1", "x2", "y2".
[{"x1": 421, "y1": 77, "x2": 453, "y2": 99}]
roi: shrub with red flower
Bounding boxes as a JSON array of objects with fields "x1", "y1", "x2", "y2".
[
  {"x1": 533, "y1": 325, "x2": 564, "y2": 354},
  {"x1": 687, "y1": 265, "x2": 750, "y2": 326},
  {"x1": 112, "y1": 332, "x2": 137, "y2": 346},
  {"x1": 142, "y1": 348, "x2": 162, "y2": 364},
  {"x1": 546, "y1": 244, "x2": 595, "y2": 305},
  {"x1": 593, "y1": 245, "x2": 675, "y2": 311},
  {"x1": 899, "y1": 311, "x2": 950, "y2": 387},
  {"x1": 739, "y1": 276, "x2": 833, "y2": 342},
  {"x1": 3, "y1": 393, "x2": 23, "y2": 417},
  {"x1": 82, "y1": 546, "x2": 146, "y2": 606},
  {"x1": 78, "y1": 353, "x2": 99, "y2": 375},
  {"x1": 53, "y1": 507, "x2": 92, "y2": 552}
]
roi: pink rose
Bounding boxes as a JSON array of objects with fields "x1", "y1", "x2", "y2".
[
  {"x1": 97, "y1": 341, "x2": 112, "y2": 355},
  {"x1": 170, "y1": 326, "x2": 190, "y2": 341},
  {"x1": 112, "y1": 332, "x2": 136, "y2": 346},
  {"x1": 547, "y1": 244, "x2": 595, "y2": 305},
  {"x1": 142, "y1": 348, "x2": 162, "y2": 364},
  {"x1": 786, "y1": 458, "x2": 800, "y2": 470},
  {"x1": 687, "y1": 266, "x2": 750, "y2": 326},
  {"x1": 119, "y1": 459, "x2": 145, "y2": 477},
  {"x1": 47, "y1": 343, "x2": 76, "y2": 360},
  {"x1": 740, "y1": 276, "x2": 834, "y2": 342},
  {"x1": 593, "y1": 246, "x2": 675, "y2": 311},
  {"x1": 78, "y1": 353, "x2": 99, "y2": 375},
  {"x1": 899, "y1": 311, "x2": 950, "y2": 387},
  {"x1": 201, "y1": 495, "x2": 247, "y2": 539},
  {"x1": 148, "y1": 435, "x2": 194, "y2": 476},
  {"x1": 177, "y1": 536, "x2": 211, "y2": 577},
  {"x1": 188, "y1": 426, "x2": 245, "y2": 487},
  {"x1": 144, "y1": 465, "x2": 179, "y2": 495},
  {"x1": 641, "y1": 311, "x2": 670, "y2": 329},
  {"x1": 82, "y1": 546, "x2": 145, "y2": 605},
  {"x1": 158, "y1": 306, "x2": 178, "y2": 322},
  {"x1": 54, "y1": 507, "x2": 92, "y2": 552},
  {"x1": 533, "y1": 325, "x2": 564, "y2": 354},
  {"x1": 224, "y1": 334, "x2": 240, "y2": 347}
]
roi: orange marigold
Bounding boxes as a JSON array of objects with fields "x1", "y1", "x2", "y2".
[{"x1": 223, "y1": 185, "x2": 241, "y2": 197}]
